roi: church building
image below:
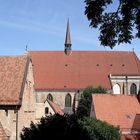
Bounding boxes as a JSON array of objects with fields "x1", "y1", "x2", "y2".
[
  {"x1": 0, "y1": 20, "x2": 139, "y2": 140},
  {"x1": 29, "y1": 20, "x2": 140, "y2": 116}
]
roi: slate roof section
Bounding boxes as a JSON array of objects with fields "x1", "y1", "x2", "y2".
[
  {"x1": 0, "y1": 56, "x2": 28, "y2": 105},
  {"x1": 30, "y1": 51, "x2": 140, "y2": 90},
  {"x1": 91, "y1": 94, "x2": 140, "y2": 132}
]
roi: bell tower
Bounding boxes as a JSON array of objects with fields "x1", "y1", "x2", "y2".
[{"x1": 64, "y1": 19, "x2": 72, "y2": 56}]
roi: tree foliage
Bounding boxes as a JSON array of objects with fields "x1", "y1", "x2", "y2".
[
  {"x1": 20, "y1": 86, "x2": 120, "y2": 140},
  {"x1": 76, "y1": 86, "x2": 107, "y2": 118},
  {"x1": 20, "y1": 114, "x2": 120, "y2": 140},
  {"x1": 79, "y1": 117, "x2": 120, "y2": 140},
  {"x1": 84, "y1": 0, "x2": 140, "y2": 48},
  {"x1": 20, "y1": 114, "x2": 90, "y2": 140}
]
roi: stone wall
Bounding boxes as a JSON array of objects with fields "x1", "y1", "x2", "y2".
[
  {"x1": 18, "y1": 61, "x2": 36, "y2": 139},
  {"x1": 0, "y1": 109, "x2": 17, "y2": 140},
  {"x1": 110, "y1": 75, "x2": 140, "y2": 94},
  {"x1": 0, "y1": 61, "x2": 36, "y2": 140},
  {"x1": 35, "y1": 90, "x2": 80, "y2": 116}
]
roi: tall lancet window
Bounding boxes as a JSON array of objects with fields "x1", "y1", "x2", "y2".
[
  {"x1": 65, "y1": 94, "x2": 71, "y2": 107},
  {"x1": 130, "y1": 83, "x2": 137, "y2": 95}
]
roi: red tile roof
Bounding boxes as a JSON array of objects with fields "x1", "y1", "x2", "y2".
[
  {"x1": 91, "y1": 94, "x2": 140, "y2": 132},
  {"x1": 30, "y1": 51, "x2": 140, "y2": 90},
  {"x1": 121, "y1": 134, "x2": 140, "y2": 140},
  {"x1": 47, "y1": 100, "x2": 64, "y2": 115},
  {"x1": 0, "y1": 56, "x2": 28, "y2": 105},
  {"x1": 132, "y1": 114, "x2": 140, "y2": 131}
]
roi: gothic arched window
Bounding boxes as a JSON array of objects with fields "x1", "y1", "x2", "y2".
[
  {"x1": 47, "y1": 94, "x2": 53, "y2": 102},
  {"x1": 65, "y1": 94, "x2": 71, "y2": 107},
  {"x1": 113, "y1": 83, "x2": 121, "y2": 94},
  {"x1": 130, "y1": 83, "x2": 137, "y2": 95}
]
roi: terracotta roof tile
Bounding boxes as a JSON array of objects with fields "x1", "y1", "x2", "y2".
[
  {"x1": 47, "y1": 100, "x2": 64, "y2": 115},
  {"x1": 92, "y1": 94, "x2": 140, "y2": 132},
  {"x1": 121, "y1": 134, "x2": 140, "y2": 140},
  {"x1": 0, "y1": 56, "x2": 28, "y2": 105},
  {"x1": 30, "y1": 51, "x2": 140, "y2": 90},
  {"x1": 132, "y1": 114, "x2": 140, "y2": 131}
]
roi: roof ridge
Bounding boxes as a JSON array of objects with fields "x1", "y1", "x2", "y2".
[
  {"x1": 0, "y1": 55, "x2": 26, "y2": 57},
  {"x1": 93, "y1": 94, "x2": 138, "y2": 97},
  {"x1": 29, "y1": 50, "x2": 133, "y2": 53}
]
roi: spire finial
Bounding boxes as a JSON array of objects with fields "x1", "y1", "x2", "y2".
[
  {"x1": 24, "y1": 45, "x2": 28, "y2": 55},
  {"x1": 26, "y1": 45, "x2": 28, "y2": 51},
  {"x1": 64, "y1": 19, "x2": 72, "y2": 56}
]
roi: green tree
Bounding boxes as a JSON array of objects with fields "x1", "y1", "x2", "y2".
[
  {"x1": 20, "y1": 114, "x2": 90, "y2": 140},
  {"x1": 20, "y1": 113, "x2": 120, "y2": 140},
  {"x1": 79, "y1": 117, "x2": 120, "y2": 140},
  {"x1": 76, "y1": 86, "x2": 107, "y2": 118},
  {"x1": 84, "y1": 0, "x2": 140, "y2": 48}
]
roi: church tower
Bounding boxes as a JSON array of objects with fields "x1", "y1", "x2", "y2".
[{"x1": 64, "y1": 19, "x2": 72, "y2": 56}]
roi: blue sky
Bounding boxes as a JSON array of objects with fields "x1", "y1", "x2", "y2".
[{"x1": 0, "y1": 0, "x2": 139, "y2": 58}]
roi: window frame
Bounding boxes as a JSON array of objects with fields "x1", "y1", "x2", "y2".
[
  {"x1": 130, "y1": 83, "x2": 137, "y2": 95},
  {"x1": 65, "y1": 93, "x2": 72, "y2": 107}
]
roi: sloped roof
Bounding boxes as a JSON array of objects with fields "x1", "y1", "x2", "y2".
[
  {"x1": 132, "y1": 114, "x2": 140, "y2": 131},
  {"x1": 91, "y1": 94, "x2": 140, "y2": 132},
  {"x1": 0, "y1": 56, "x2": 28, "y2": 105},
  {"x1": 47, "y1": 100, "x2": 64, "y2": 115},
  {"x1": 121, "y1": 134, "x2": 140, "y2": 140},
  {"x1": 30, "y1": 51, "x2": 140, "y2": 90}
]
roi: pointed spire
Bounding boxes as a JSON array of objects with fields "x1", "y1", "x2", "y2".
[
  {"x1": 24, "y1": 45, "x2": 28, "y2": 55},
  {"x1": 64, "y1": 19, "x2": 72, "y2": 56},
  {"x1": 65, "y1": 19, "x2": 71, "y2": 46},
  {"x1": 26, "y1": 45, "x2": 28, "y2": 51}
]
